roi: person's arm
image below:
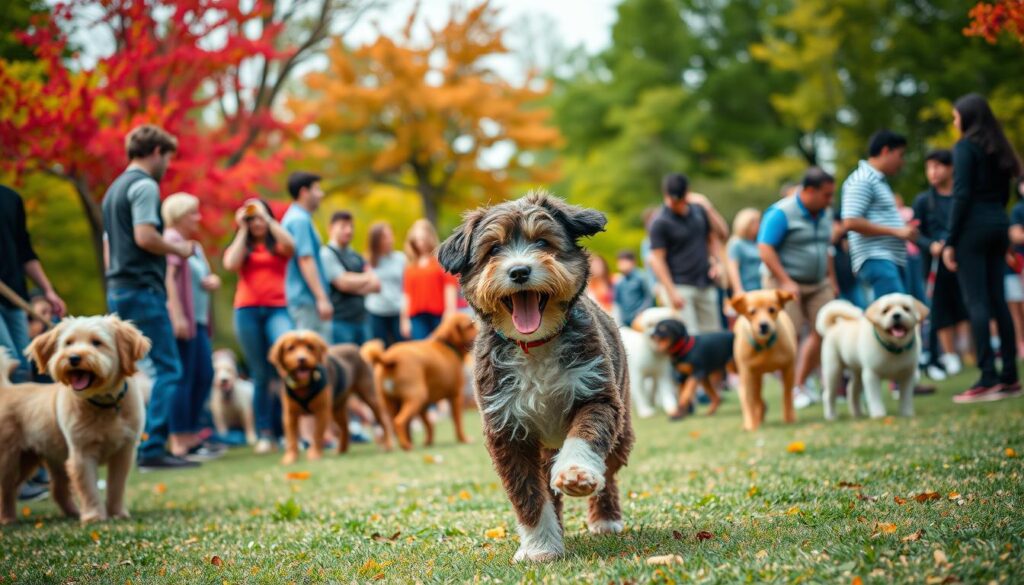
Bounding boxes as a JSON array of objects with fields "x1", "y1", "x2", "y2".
[
  {"x1": 134, "y1": 224, "x2": 192, "y2": 258},
  {"x1": 707, "y1": 234, "x2": 725, "y2": 283},
  {"x1": 196, "y1": 244, "x2": 221, "y2": 291},
  {"x1": 689, "y1": 193, "x2": 729, "y2": 241},
  {"x1": 14, "y1": 197, "x2": 65, "y2": 316},
  {"x1": 946, "y1": 141, "x2": 976, "y2": 249},
  {"x1": 648, "y1": 248, "x2": 683, "y2": 309},
  {"x1": 267, "y1": 218, "x2": 295, "y2": 257},
  {"x1": 826, "y1": 249, "x2": 838, "y2": 294},
  {"x1": 297, "y1": 256, "x2": 332, "y2": 318},
  {"x1": 222, "y1": 223, "x2": 249, "y2": 272},
  {"x1": 725, "y1": 243, "x2": 745, "y2": 295},
  {"x1": 400, "y1": 272, "x2": 412, "y2": 339},
  {"x1": 332, "y1": 272, "x2": 381, "y2": 295},
  {"x1": 911, "y1": 194, "x2": 941, "y2": 257},
  {"x1": 841, "y1": 180, "x2": 916, "y2": 241},
  {"x1": 758, "y1": 244, "x2": 799, "y2": 298},
  {"x1": 1011, "y1": 224, "x2": 1024, "y2": 247},
  {"x1": 165, "y1": 263, "x2": 188, "y2": 339},
  {"x1": 23, "y1": 261, "x2": 67, "y2": 317},
  {"x1": 443, "y1": 281, "x2": 458, "y2": 315}
]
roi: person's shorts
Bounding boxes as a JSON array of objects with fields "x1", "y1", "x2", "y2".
[
  {"x1": 763, "y1": 276, "x2": 834, "y2": 336},
  {"x1": 1006, "y1": 273, "x2": 1024, "y2": 303}
]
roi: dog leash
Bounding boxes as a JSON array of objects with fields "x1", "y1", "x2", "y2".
[
  {"x1": 746, "y1": 331, "x2": 778, "y2": 352},
  {"x1": 87, "y1": 382, "x2": 129, "y2": 412},
  {"x1": 873, "y1": 329, "x2": 916, "y2": 354}
]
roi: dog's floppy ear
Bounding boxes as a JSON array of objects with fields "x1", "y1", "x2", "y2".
[
  {"x1": 864, "y1": 300, "x2": 884, "y2": 327},
  {"x1": 25, "y1": 321, "x2": 62, "y2": 373},
  {"x1": 727, "y1": 294, "x2": 747, "y2": 316},
  {"x1": 438, "y1": 209, "x2": 485, "y2": 276},
  {"x1": 308, "y1": 333, "x2": 329, "y2": 364},
  {"x1": 532, "y1": 192, "x2": 607, "y2": 241},
  {"x1": 775, "y1": 288, "x2": 795, "y2": 307},
  {"x1": 112, "y1": 317, "x2": 151, "y2": 377},
  {"x1": 267, "y1": 334, "x2": 289, "y2": 368},
  {"x1": 912, "y1": 298, "x2": 930, "y2": 321}
]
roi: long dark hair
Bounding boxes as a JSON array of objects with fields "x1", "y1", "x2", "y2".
[
  {"x1": 954, "y1": 93, "x2": 1023, "y2": 177},
  {"x1": 239, "y1": 199, "x2": 278, "y2": 255},
  {"x1": 367, "y1": 221, "x2": 391, "y2": 268}
]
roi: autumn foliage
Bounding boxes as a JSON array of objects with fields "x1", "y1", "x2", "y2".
[
  {"x1": 0, "y1": 0, "x2": 307, "y2": 273},
  {"x1": 297, "y1": 1, "x2": 561, "y2": 226},
  {"x1": 966, "y1": 0, "x2": 1024, "y2": 44}
]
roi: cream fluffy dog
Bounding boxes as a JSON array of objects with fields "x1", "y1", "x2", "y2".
[
  {"x1": 209, "y1": 349, "x2": 257, "y2": 445},
  {"x1": 817, "y1": 294, "x2": 929, "y2": 420},
  {"x1": 0, "y1": 315, "x2": 150, "y2": 524},
  {"x1": 619, "y1": 307, "x2": 683, "y2": 418}
]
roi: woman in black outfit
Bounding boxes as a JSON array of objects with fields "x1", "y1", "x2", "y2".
[{"x1": 942, "y1": 93, "x2": 1023, "y2": 403}]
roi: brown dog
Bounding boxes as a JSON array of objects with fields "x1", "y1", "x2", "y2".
[
  {"x1": 363, "y1": 312, "x2": 477, "y2": 451},
  {"x1": 729, "y1": 289, "x2": 798, "y2": 431},
  {"x1": 267, "y1": 332, "x2": 392, "y2": 464},
  {"x1": 1, "y1": 315, "x2": 150, "y2": 524}
]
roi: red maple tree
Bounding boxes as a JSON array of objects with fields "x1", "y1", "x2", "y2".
[
  {"x1": 966, "y1": 0, "x2": 1024, "y2": 44},
  {"x1": 0, "y1": 0, "x2": 359, "y2": 277}
]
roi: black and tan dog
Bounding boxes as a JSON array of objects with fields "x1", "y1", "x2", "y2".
[
  {"x1": 267, "y1": 332, "x2": 393, "y2": 464},
  {"x1": 649, "y1": 319, "x2": 734, "y2": 418},
  {"x1": 439, "y1": 191, "x2": 633, "y2": 563}
]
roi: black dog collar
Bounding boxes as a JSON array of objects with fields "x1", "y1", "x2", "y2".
[{"x1": 87, "y1": 382, "x2": 129, "y2": 412}]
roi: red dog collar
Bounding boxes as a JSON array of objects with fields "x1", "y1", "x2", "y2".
[{"x1": 668, "y1": 337, "x2": 695, "y2": 358}]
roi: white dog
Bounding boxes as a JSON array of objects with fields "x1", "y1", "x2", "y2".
[
  {"x1": 209, "y1": 349, "x2": 257, "y2": 445},
  {"x1": 620, "y1": 307, "x2": 683, "y2": 418},
  {"x1": 817, "y1": 294, "x2": 929, "y2": 420}
]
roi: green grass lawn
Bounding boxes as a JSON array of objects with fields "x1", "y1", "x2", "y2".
[{"x1": 3, "y1": 370, "x2": 1023, "y2": 584}]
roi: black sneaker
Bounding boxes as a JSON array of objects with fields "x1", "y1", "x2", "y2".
[
  {"x1": 997, "y1": 382, "x2": 1023, "y2": 399},
  {"x1": 18, "y1": 482, "x2": 49, "y2": 501},
  {"x1": 184, "y1": 442, "x2": 227, "y2": 462},
  {"x1": 138, "y1": 454, "x2": 201, "y2": 471}
]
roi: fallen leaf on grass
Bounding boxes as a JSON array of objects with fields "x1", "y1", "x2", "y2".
[
  {"x1": 689, "y1": 431, "x2": 700, "y2": 439},
  {"x1": 672, "y1": 530, "x2": 683, "y2": 540},
  {"x1": 857, "y1": 493, "x2": 878, "y2": 502},
  {"x1": 153, "y1": 483, "x2": 167, "y2": 495},
  {"x1": 756, "y1": 549, "x2": 768, "y2": 560},
  {"x1": 747, "y1": 485, "x2": 759, "y2": 498},
  {"x1": 458, "y1": 490, "x2": 471, "y2": 501},
  {"x1": 914, "y1": 492, "x2": 941, "y2": 503},
  {"x1": 90, "y1": 531, "x2": 100, "y2": 543},
  {"x1": 786, "y1": 506, "x2": 801, "y2": 516},
  {"x1": 371, "y1": 531, "x2": 402, "y2": 542},
  {"x1": 484, "y1": 526, "x2": 506, "y2": 539},
  {"x1": 284, "y1": 471, "x2": 311, "y2": 481},
  {"x1": 210, "y1": 555, "x2": 223, "y2": 567},
  {"x1": 901, "y1": 529, "x2": 924, "y2": 542},
  {"x1": 34, "y1": 521, "x2": 44, "y2": 528},
  {"x1": 646, "y1": 554, "x2": 684, "y2": 566},
  {"x1": 894, "y1": 496, "x2": 907, "y2": 505},
  {"x1": 183, "y1": 537, "x2": 200, "y2": 545},
  {"x1": 1005, "y1": 448, "x2": 1017, "y2": 458},
  {"x1": 933, "y1": 549, "x2": 948, "y2": 566},
  {"x1": 21, "y1": 506, "x2": 30, "y2": 517},
  {"x1": 423, "y1": 454, "x2": 444, "y2": 464},
  {"x1": 838, "y1": 481, "x2": 863, "y2": 489},
  {"x1": 787, "y1": 441, "x2": 806, "y2": 454},
  {"x1": 696, "y1": 531, "x2": 714, "y2": 541},
  {"x1": 871, "y1": 523, "x2": 898, "y2": 537},
  {"x1": 851, "y1": 577, "x2": 863, "y2": 585}
]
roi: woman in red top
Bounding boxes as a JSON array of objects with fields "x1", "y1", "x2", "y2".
[
  {"x1": 587, "y1": 254, "x2": 615, "y2": 316},
  {"x1": 223, "y1": 199, "x2": 295, "y2": 453},
  {"x1": 401, "y1": 219, "x2": 456, "y2": 340}
]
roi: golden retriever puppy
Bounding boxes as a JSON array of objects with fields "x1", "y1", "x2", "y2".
[
  {"x1": 268, "y1": 332, "x2": 393, "y2": 465},
  {"x1": 729, "y1": 289, "x2": 798, "y2": 431},
  {"x1": 0, "y1": 316, "x2": 150, "y2": 524},
  {"x1": 362, "y1": 313, "x2": 477, "y2": 451}
]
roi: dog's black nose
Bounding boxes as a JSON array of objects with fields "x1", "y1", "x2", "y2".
[
  {"x1": 758, "y1": 323, "x2": 770, "y2": 335},
  {"x1": 509, "y1": 265, "x2": 531, "y2": 284},
  {"x1": 69, "y1": 354, "x2": 81, "y2": 367},
  {"x1": 892, "y1": 313, "x2": 902, "y2": 323}
]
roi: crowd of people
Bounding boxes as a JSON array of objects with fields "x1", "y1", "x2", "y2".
[{"x1": 1, "y1": 92, "x2": 1021, "y2": 500}]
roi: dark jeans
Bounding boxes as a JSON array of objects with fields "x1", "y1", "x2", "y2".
[
  {"x1": 332, "y1": 317, "x2": 368, "y2": 345},
  {"x1": 410, "y1": 312, "x2": 443, "y2": 340},
  {"x1": 0, "y1": 305, "x2": 31, "y2": 383},
  {"x1": 108, "y1": 287, "x2": 181, "y2": 460},
  {"x1": 369, "y1": 313, "x2": 402, "y2": 348},
  {"x1": 171, "y1": 324, "x2": 214, "y2": 434},
  {"x1": 956, "y1": 228, "x2": 1018, "y2": 386},
  {"x1": 234, "y1": 306, "x2": 292, "y2": 437},
  {"x1": 858, "y1": 258, "x2": 907, "y2": 301},
  {"x1": 903, "y1": 254, "x2": 925, "y2": 302}
]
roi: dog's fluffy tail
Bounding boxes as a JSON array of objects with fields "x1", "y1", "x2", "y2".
[
  {"x1": 815, "y1": 300, "x2": 862, "y2": 336},
  {"x1": 361, "y1": 339, "x2": 399, "y2": 396},
  {"x1": 0, "y1": 346, "x2": 17, "y2": 387}
]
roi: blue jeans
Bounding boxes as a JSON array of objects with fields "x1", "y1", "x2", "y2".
[
  {"x1": 410, "y1": 313, "x2": 442, "y2": 340},
  {"x1": 858, "y1": 259, "x2": 907, "y2": 302},
  {"x1": 171, "y1": 324, "x2": 214, "y2": 434},
  {"x1": 108, "y1": 287, "x2": 181, "y2": 460},
  {"x1": 234, "y1": 306, "x2": 292, "y2": 437},
  {"x1": 332, "y1": 317, "x2": 368, "y2": 345},
  {"x1": 903, "y1": 254, "x2": 926, "y2": 302},
  {"x1": 369, "y1": 313, "x2": 402, "y2": 348},
  {"x1": 0, "y1": 305, "x2": 31, "y2": 383}
]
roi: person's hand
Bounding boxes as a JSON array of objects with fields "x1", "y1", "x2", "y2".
[
  {"x1": 929, "y1": 241, "x2": 944, "y2": 257},
  {"x1": 942, "y1": 246, "x2": 958, "y2": 272},
  {"x1": 176, "y1": 240, "x2": 196, "y2": 259},
  {"x1": 171, "y1": 313, "x2": 189, "y2": 339},
  {"x1": 894, "y1": 225, "x2": 919, "y2": 242},
  {"x1": 201, "y1": 274, "x2": 221, "y2": 291},
  {"x1": 668, "y1": 289, "x2": 685, "y2": 310},
  {"x1": 316, "y1": 295, "x2": 333, "y2": 321},
  {"x1": 44, "y1": 288, "x2": 67, "y2": 319},
  {"x1": 234, "y1": 206, "x2": 249, "y2": 228},
  {"x1": 687, "y1": 192, "x2": 712, "y2": 209},
  {"x1": 400, "y1": 318, "x2": 412, "y2": 340},
  {"x1": 707, "y1": 258, "x2": 721, "y2": 281},
  {"x1": 780, "y1": 279, "x2": 801, "y2": 300},
  {"x1": 367, "y1": 272, "x2": 381, "y2": 293}
]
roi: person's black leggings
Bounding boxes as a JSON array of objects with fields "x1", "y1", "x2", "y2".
[{"x1": 956, "y1": 226, "x2": 1019, "y2": 386}]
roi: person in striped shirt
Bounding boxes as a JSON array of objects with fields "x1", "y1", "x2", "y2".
[{"x1": 840, "y1": 130, "x2": 919, "y2": 300}]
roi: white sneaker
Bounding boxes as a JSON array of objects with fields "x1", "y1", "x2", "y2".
[
  {"x1": 793, "y1": 386, "x2": 817, "y2": 410},
  {"x1": 254, "y1": 438, "x2": 275, "y2": 454},
  {"x1": 940, "y1": 353, "x2": 962, "y2": 376},
  {"x1": 926, "y1": 364, "x2": 948, "y2": 381}
]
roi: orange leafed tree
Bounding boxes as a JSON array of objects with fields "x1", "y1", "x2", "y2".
[
  {"x1": 966, "y1": 0, "x2": 1024, "y2": 44},
  {"x1": 297, "y1": 0, "x2": 561, "y2": 226}
]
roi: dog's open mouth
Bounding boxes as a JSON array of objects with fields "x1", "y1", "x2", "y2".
[
  {"x1": 291, "y1": 367, "x2": 314, "y2": 384},
  {"x1": 888, "y1": 325, "x2": 909, "y2": 339},
  {"x1": 68, "y1": 369, "x2": 95, "y2": 391},
  {"x1": 502, "y1": 291, "x2": 549, "y2": 335}
]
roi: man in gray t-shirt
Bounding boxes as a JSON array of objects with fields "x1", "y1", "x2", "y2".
[{"x1": 102, "y1": 124, "x2": 197, "y2": 471}]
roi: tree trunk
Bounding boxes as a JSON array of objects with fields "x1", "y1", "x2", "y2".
[
  {"x1": 70, "y1": 175, "x2": 107, "y2": 296},
  {"x1": 418, "y1": 182, "x2": 440, "y2": 229}
]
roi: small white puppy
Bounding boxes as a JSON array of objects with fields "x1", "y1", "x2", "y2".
[
  {"x1": 620, "y1": 307, "x2": 683, "y2": 418},
  {"x1": 817, "y1": 294, "x2": 929, "y2": 420},
  {"x1": 209, "y1": 349, "x2": 257, "y2": 445}
]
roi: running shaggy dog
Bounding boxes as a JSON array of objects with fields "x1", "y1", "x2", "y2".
[{"x1": 438, "y1": 192, "x2": 634, "y2": 563}]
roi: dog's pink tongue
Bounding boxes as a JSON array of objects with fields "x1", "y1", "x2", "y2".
[
  {"x1": 511, "y1": 291, "x2": 542, "y2": 334},
  {"x1": 890, "y1": 326, "x2": 908, "y2": 339},
  {"x1": 69, "y1": 372, "x2": 92, "y2": 391}
]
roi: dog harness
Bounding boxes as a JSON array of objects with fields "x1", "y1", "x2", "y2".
[
  {"x1": 87, "y1": 382, "x2": 129, "y2": 412},
  {"x1": 284, "y1": 357, "x2": 345, "y2": 414},
  {"x1": 746, "y1": 331, "x2": 778, "y2": 352},
  {"x1": 873, "y1": 329, "x2": 916, "y2": 354},
  {"x1": 668, "y1": 337, "x2": 696, "y2": 359}
]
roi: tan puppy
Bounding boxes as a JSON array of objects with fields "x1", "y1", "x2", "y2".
[
  {"x1": 268, "y1": 332, "x2": 392, "y2": 465},
  {"x1": 363, "y1": 313, "x2": 477, "y2": 451},
  {"x1": 0, "y1": 315, "x2": 150, "y2": 524},
  {"x1": 729, "y1": 290, "x2": 798, "y2": 431},
  {"x1": 209, "y1": 349, "x2": 257, "y2": 445}
]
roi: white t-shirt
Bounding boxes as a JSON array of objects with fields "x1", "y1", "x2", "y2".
[{"x1": 365, "y1": 252, "x2": 405, "y2": 316}]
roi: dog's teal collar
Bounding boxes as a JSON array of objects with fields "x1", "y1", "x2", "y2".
[
  {"x1": 747, "y1": 331, "x2": 777, "y2": 352},
  {"x1": 87, "y1": 382, "x2": 129, "y2": 412},
  {"x1": 873, "y1": 328, "x2": 916, "y2": 354}
]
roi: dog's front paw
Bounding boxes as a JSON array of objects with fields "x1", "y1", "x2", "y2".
[
  {"x1": 281, "y1": 451, "x2": 298, "y2": 465},
  {"x1": 552, "y1": 465, "x2": 604, "y2": 497},
  {"x1": 512, "y1": 545, "x2": 563, "y2": 563},
  {"x1": 79, "y1": 510, "x2": 107, "y2": 524},
  {"x1": 307, "y1": 449, "x2": 322, "y2": 462},
  {"x1": 588, "y1": 518, "x2": 624, "y2": 535},
  {"x1": 109, "y1": 508, "x2": 130, "y2": 520},
  {"x1": 549, "y1": 438, "x2": 606, "y2": 497}
]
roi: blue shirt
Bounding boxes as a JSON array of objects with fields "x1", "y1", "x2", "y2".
[
  {"x1": 282, "y1": 204, "x2": 328, "y2": 307},
  {"x1": 727, "y1": 238, "x2": 762, "y2": 292},
  {"x1": 757, "y1": 192, "x2": 833, "y2": 284},
  {"x1": 614, "y1": 269, "x2": 653, "y2": 326}
]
